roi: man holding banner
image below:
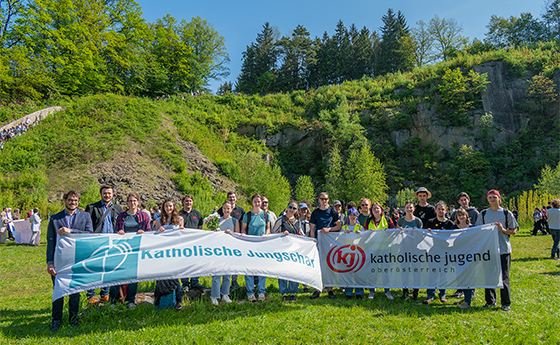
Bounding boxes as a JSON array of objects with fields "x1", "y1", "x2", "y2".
[
  {"x1": 46, "y1": 190, "x2": 93, "y2": 331},
  {"x1": 475, "y1": 189, "x2": 518, "y2": 312}
]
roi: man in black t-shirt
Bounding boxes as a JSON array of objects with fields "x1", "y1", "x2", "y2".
[
  {"x1": 179, "y1": 194, "x2": 204, "y2": 289},
  {"x1": 217, "y1": 191, "x2": 245, "y2": 223},
  {"x1": 414, "y1": 187, "x2": 436, "y2": 229}
]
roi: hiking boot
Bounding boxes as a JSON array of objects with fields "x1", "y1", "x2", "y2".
[
  {"x1": 258, "y1": 294, "x2": 266, "y2": 301},
  {"x1": 222, "y1": 295, "x2": 232, "y2": 304},
  {"x1": 49, "y1": 320, "x2": 61, "y2": 332},
  {"x1": 310, "y1": 291, "x2": 320, "y2": 299},
  {"x1": 282, "y1": 294, "x2": 289, "y2": 302},
  {"x1": 289, "y1": 294, "x2": 296, "y2": 302},
  {"x1": 210, "y1": 298, "x2": 219, "y2": 306},
  {"x1": 368, "y1": 291, "x2": 375, "y2": 300},
  {"x1": 88, "y1": 296, "x2": 98, "y2": 304},
  {"x1": 483, "y1": 303, "x2": 497, "y2": 309},
  {"x1": 501, "y1": 305, "x2": 511, "y2": 312},
  {"x1": 99, "y1": 296, "x2": 109, "y2": 303},
  {"x1": 385, "y1": 291, "x2": 394, "y2": 300},
  {"x1": 248, "y1": 294, "x2": 256, "y2": 302},
  {"x1": 457, "y1": 302, "x2": 471, "y2": 309}
]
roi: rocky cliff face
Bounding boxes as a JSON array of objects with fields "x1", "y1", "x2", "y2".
[{"x1": 248, "y1": 61, "x2": 542, "y2": 153}]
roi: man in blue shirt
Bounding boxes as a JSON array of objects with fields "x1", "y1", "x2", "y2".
[
  {"x1": 84, "y1": 185, "x2": 122, "y2": 304},
  {"x1": 47, "y1": 190, "x2": 93, "y2": 331},
  {"x1": 309, "y1": 192, "x2": 341, "y2": 299}
]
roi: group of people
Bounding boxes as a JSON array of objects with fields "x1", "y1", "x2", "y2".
[
  {"x1": 0, "y1": 115, "x2": 41, "y2": 149},
  {"x1": 44, "y1": 184, "x2": 560, "y2": 331},
  {"x1": 0, "y1": 207, "x2": 41, "y2": 245}
]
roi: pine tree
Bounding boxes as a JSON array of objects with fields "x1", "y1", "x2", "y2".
[
  {"x1": 344, "y1": 143, "x2": 388, "y2": 204},
  {"x1": 295, "y1": 175, "x2": 315, "y2": 203},
  {"x1": 324, "y1": 143, "x2": 344, "y2": 202},
  {"x1": 376, "y1": 9, "x2": 414, "y2": 75}
]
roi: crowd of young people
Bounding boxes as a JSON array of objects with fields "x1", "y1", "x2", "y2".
[{"x1": 47, "y1": 184, "x2": 541, "y2": 331}]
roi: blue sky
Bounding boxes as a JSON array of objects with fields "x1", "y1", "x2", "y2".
[{"x1": 136, "y1": 0, "x2": 545, "y2": 92}]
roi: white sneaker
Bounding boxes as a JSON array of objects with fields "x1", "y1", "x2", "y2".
[
  {"x1": 210, "y1": 298, "x2": 219, "y2": 306},
  {"x1": 258, "y1": 293, "x2": 266, "y2": 301},
  {"x1": 222, "y1": 295, "x2": 232, "y2": 304},
  {"x1": 385, "y1": 291, "x2": 394, "y2": 300},
  {"x1": 368, "y1": 291, "x2": 375, "y2": 300},
  {"x1": 247, "y1": 294, "x2": 256, "y2": 302}
]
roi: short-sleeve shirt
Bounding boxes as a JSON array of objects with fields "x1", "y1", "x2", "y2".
[
  {"x1": 358, "y1": 213, "x2": 369, "y2": 227},
  {"x1": 242, "y1": 210, "x2": 268, "y2": 236},
  {"x1": 180, "y1": 209, "x2": 203, "y2": 229},
  {"x1": 475, "y1": 207, "x2": 518, "y2": 254},
  {"x1": 425, "y1": 217, "x2": 454, "y2": 230},
  {"x1": 218, "y1": 217, "x2": 236, "y2": 231},
  {"x1": 397, "y1": 217, "x2": 423, "y2": 229},
  {"x1": 310, "y1": 207, "x2": 339, "y2": 238},
  {"x1": 414, "y1": 204, "x2": 436, "y2": 228}
]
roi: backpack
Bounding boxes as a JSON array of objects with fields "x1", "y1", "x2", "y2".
[
  {"x1": 246, "y1": 210, "x2": 268, "y2": 234},
  {"x1": 154, "y1": 279, "x2": 180, "y2": 310},
  {"x1": 481, "y1": 208, "x2": 510, "y2": 232}
]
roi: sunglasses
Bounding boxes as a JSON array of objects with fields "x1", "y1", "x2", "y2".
[
  {"x1": 262, "y1": 201, "x2": 268, "y2": 204},
  {"x1": 320, "y1": 198, "x2": 328, "y2": 201},
  {"x1": 288, "y1": 205, "x2": 297, "y2": 210}
]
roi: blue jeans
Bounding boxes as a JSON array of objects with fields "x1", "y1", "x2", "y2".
[
  {"x1": 211, "y1": 275, "x2": 231, "y2": 298},
  {"x1": 87, "y1": 287, "x2": 109, "y2": 299},
  {"x1": 345, "y1": 288, "x2": 364, "y2": 296},
  {"x1": 551, "y1": 229, "x2": 560, "y2": 258},
  {"x1": 426, "y1": 289, "x2": 446, "y2": 299},
  {"x1": 109, "y1": 283, "x2": 138, "y2": 304},
  {"x1": 245, "y1": 275, "x2": 266, "y2": 296},
  {"x1": 278, "y1": 279, "x2": 298, "y2": 294}
]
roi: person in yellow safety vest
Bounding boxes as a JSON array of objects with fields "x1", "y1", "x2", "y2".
[
  {"x1": 341, "y1": 208, "x2": 363, "y2": 300},
  {"x1": 342, "y1": 208, "x2": 362, "y2": 234},
  {"x1": 364, "y1": 202, "x2": 396, "y2": 300}
]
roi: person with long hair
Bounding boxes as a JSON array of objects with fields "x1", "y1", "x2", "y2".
[
  {"x1": 241, "y1": 193, "x2": 271, "y2": 302},
  {"x1": 272, "y1": 200, "x2": 304, "y2": 302},
  {"x1": 154, "y1": 199, "x2": 184, "y2": 231},
  {"x1": 111, "y1": 193, "x2": 151, "y2": 309},
  {"x1": 364, "y1": 202, "x2": 395, "y2": 300},
  {"x1": 452, "y1": 208, "x2": 476, "y2": 309},
  {"x1": 397, "y1": 202, "x2": 422, "y2": 300},
  {"x1": 210, "y1": 201, "x2": 238, "y2": 305}
]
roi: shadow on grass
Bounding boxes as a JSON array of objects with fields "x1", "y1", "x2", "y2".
[
  {"x1": 512, "y1": 257, "x2": 551, "y2": 262},
  {"x1": 0, "y1": 288, "x2": 493, "y2": 340}
]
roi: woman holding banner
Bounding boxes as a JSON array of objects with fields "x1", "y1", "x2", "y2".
[
  {"x1": 397, "y1": 202, "x2": 422, "y2": 300},
  {"x1": 452, "y1": 208, "x2": 475, "y2": 309},
  {"x1": 364, "y1": 202, "x2": 395, "y2": 300},
  {"x1": 153, "y1": 199, "x2": 184, "y2": 310},
  {"x1": 273, "y1": 200, "x2": 304, "y2": 302},
  {"x1": 111, "y1": 193, "x2": 151, "y2": 309},
  {"x1": 241, "y1": 193, "x2": 271, "y2": 302}
]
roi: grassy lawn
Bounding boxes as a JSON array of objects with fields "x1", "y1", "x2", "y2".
[{"x1": 0, "y1": 226, "x2": 558, "y2": 344}]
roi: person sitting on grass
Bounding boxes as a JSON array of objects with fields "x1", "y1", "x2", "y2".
[
  {"x1": 210, "y1": 201, "x2": 238, "y2": 306},
  {"x1": 397, "y1": 202, "x2": 422, "y2": 301}
]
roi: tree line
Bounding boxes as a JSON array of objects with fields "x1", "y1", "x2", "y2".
[
  {"x1": 236, "y1": 1, "x2": 560, "y2": 94},
  {"x1": 0, "y1": 0, "x2": 229, "y2": 103}
]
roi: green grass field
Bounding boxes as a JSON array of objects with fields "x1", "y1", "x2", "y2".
[{"x1": 1, "y1": 226, "x2": 558, "y2": 344}]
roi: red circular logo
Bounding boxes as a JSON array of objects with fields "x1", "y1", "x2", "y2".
[{"x1": 326, "y1": 244, "x2": 366, "y2": 273}]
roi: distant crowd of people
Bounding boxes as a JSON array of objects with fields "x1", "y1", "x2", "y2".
[
  {"x1": 41, "y1": 184, "x2": 560, "y2": 332},
  {"x1": 0, "y1": 207, "x2": 41, "y2": 245},
  {"x1": 0, "y1": 115, "x2": 42, "y2": 149}
]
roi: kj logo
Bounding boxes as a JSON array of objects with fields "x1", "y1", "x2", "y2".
[
  {"x1": 326, "y1": 244, "x2": 366, "y2": 273},
  {"x1": 69, "y1": 236, "x2": 141, "y2": 289}
]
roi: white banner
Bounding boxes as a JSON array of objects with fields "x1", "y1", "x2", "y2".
[
  {"x1": 319, "y1": 225, "x2": 503, "y2": 289},
  {"x1": 53, "y1": 229, "x2": 322, "y2": 300}
]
